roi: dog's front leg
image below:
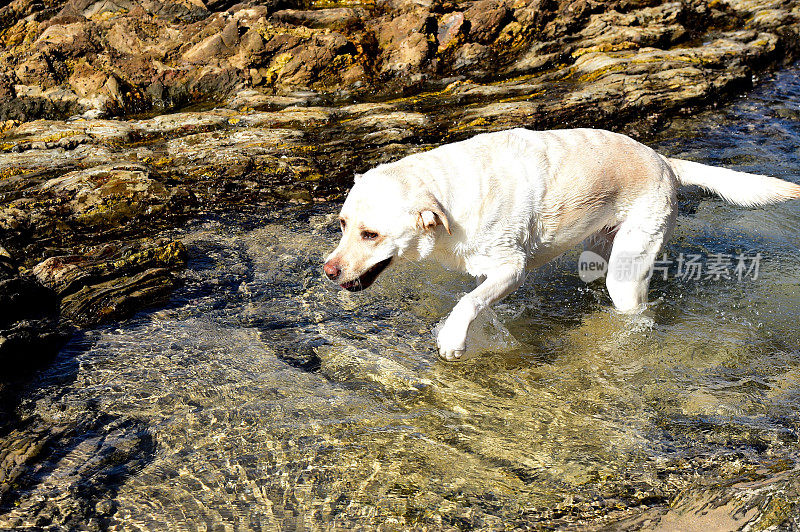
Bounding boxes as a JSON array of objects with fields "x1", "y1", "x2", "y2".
[{"x1": 437, "y1": 265, "x2": 525, "y2": 361}]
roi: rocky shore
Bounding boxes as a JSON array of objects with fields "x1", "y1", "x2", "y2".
[
  {"x1": 2, "y1": 0, "x2": 800, "y2": 122},
  {"x1": 2, "y1": 0, "x2": 800, "y2": 385}
]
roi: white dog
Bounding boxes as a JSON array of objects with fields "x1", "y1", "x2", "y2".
[{"x1": 323, "y1": 128, "x2": 800, "y2": 361}]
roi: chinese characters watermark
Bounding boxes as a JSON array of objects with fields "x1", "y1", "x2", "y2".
[{"x1": 578, "y1": 251, "x2": 762, "y2": 283}]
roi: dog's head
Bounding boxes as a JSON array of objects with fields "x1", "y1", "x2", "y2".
[{"x1": 323, "y1": 170, "x2": 450, "y2": 291}]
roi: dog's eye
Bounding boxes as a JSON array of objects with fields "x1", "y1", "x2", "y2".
[
  {"x1": 339, "y1": 219, "x2": 346, "y2": 231},
  {"x1": 361, "y1": 230, "x2": 379, "y2": 240}
]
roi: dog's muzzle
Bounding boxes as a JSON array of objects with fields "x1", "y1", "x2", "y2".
[{"x1": 338, "y1": 257, "x2": 393, "y2": 292}]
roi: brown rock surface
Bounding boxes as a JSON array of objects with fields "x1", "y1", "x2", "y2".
[{"x1": 0, "y1": 0, "x2": 796, "y2": 120}]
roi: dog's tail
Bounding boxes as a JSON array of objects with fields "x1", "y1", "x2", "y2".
[{"x1": 664, "y1": 156, "x2": 800, "y2": 207}]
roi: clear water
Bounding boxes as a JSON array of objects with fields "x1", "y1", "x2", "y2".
[{"x1": 2, "y1": 65, "x2": 800, "y2": 529}]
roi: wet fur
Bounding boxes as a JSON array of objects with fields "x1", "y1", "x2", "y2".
[{"x1": 324, "y1": 128, "x2": 800, "y2": 360}]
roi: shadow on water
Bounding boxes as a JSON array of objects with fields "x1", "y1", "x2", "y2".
[{"x1": 2, "y1": 65, "x2": 800, "y2": 528}]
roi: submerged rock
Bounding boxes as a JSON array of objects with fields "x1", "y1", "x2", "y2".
[
  {"x1": 0, "y1": 237, "x2": 187, "y2": 389},
  {"x1": 318, "y1": 345, "x2": 435, "y2": 400}
]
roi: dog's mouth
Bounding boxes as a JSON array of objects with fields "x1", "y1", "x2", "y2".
[{"x1": 339, "y1": 257, "x2": 393, "y2": 292}]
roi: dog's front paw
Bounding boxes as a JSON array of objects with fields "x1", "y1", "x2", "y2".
[{"x1": 436, "y1": 325, "x2": 467, "y2": 362}]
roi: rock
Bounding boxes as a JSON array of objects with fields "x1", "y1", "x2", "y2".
[
  {"x1": 33, "y1": 239, "x2": 187, "y2": 326},
  {"x1": 182, "y1": 33, "x2": 231, "y2": 63},
  {"x1": 270, "y1": 43, "x2": 338, "y2": 86},
  {"x1": 68, "y1": 60, "x2": 107, "y2": 98},
  {"x1": 347, "y1": 111, "x2": 431, "y2": 130},
  {"x1": 240, "y1": 27, "x2": 265, "y2": 55},
  {"x1": 374, "y1": 10, "x2": 435, "y2": 74},
  {"x1": 318, "y1": 345, "x2": 435, "y2": 399},
  {"x1": 453, "y1": 42, "x2": 492, "y2": 70},
  {"x1": 0, "y1": 414, "x2": 155, "y2": 526},
  {"x1": 465, "y1": 0, "x2": 511, "y2": 43},
  {"x1": 437, "y1": 11, "x2": 466, "y2": 51},
  {"x1": 14, "y1": 54, "x2": 57, "y2": 88},
  {"x1": 234, "y1": 106, "x2": 333, "y2": 128},
  {"x1": 35, "y1": 22, "x2": 96, "y2": 56},
  {"x1": 0, "y1": 75, "x2": 14, "y2": 102},
  {"x1": 220, "y1": 18, "x2": 239, "y2": 48},
  {"x1": 33, "y1": 240, "x2": 187, "y2": 297},
  {"x1": 0, "y1": 246, "x2": 67, "y2": 380},
  {"x1": 41, "y1": 163, "x2": 176, "y2": 227},
  {"x1": 0, "y1": 0, "x2": 796, "y2": 118},
  {"x1": 60, "y1": 267, "x2": 178, "y2": 326},
  {"x1": 0, "y1": 318, "x2": 68, "y2": 374},
  {"x1": 0, "y1": 271, "x2": 57, "y2": 330},
  {"x1": 383, "y1": 32, "x2": 432, "y2": 73},
  {"x1": 271, "y1": 8, "x2": 363, "y2": 30},
  {"x1": 224, "y1": 89, "x2": 322, "y2": 110},
  {"x1": 165, "y1": 128, "x2": 304, "y2": 170},
  {"x1": 102, "y1": 75, "x2": 125, "y2": 106},
  {"x1": 135, "y1": 109, "x2": 236, "y2": 135}
]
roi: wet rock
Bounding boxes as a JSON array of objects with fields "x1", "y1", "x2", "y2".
[
  {"x1": 0, "y1": 273, "x2": 56, "y2": 331},
  {"x1": 164, "y1": 128, "x2": 304, "y2": 172},
  {"x1": 224, "y1": 89, "x2": 324, "y2": 110},
  {"x1": 33, "y1": 239, "x2": 187, "y2": 326},
  {"x1": 135, "y1": 109, "x2": 236, "y2": 135},
  {"x1": 0, "y1": 155, "x2": 194, "y2": 261},
  {"x1": 234, "y1": 106, "x2": 333, "y2": 128},
  {"x1": 0, "y1": 414, "x2": 155, "y2": 527},
  {"x1": 0, "y1": 237, "x2": 187, "y2": 389},
  {"x1": 0, "y1": 318, "x2": 68, "y2": 374},
  {"x1": 268, "y1": 334, "x2": 326, "y2": 372},
  {"x1": 348, "y1": 111, "x2": 430, "y2": 130},
  {"x1": 33, "y1": 240, "x2": 187, "y2": 297},
  {"x1": 318, "y1": 345, "x2": 435, "y2": 399},
  {"x1": 60, "y1": 267, "x2": 179, "y2": 326},
  {"x1": 41, "y1": 164, "x2": 176, "y2": 227}
]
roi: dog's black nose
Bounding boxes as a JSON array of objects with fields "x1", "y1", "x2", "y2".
[{"x1": 323, "y1": 261, "x2": 340, "y2": 280}]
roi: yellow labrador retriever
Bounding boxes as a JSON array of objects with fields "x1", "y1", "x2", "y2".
[{"x1": 323, "y1": 128, "x2": 800, "y2": 361}]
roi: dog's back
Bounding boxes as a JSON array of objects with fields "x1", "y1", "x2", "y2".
[{"x1": 383, "y1": 128, "x2": 674, "y2": 264}]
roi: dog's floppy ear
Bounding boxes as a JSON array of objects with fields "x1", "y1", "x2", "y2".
[{"x1": 417, "y1": 196, "x2": 451, "y2": 235}]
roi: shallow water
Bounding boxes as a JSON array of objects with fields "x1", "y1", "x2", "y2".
[{"x1": 3, "y1": 66, "x2": 800, "y2": 529}]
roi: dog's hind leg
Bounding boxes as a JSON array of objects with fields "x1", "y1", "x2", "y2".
[{"x1": 605, "y1": 205, "x2": 675, "y2": 313}]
